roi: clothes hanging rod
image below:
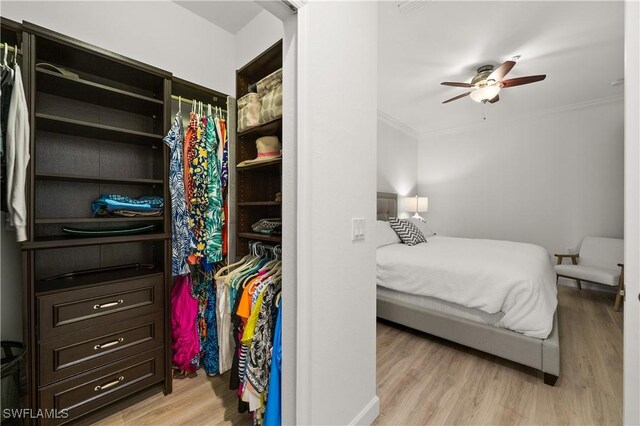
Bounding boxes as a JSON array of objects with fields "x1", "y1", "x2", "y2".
[
  {"x1": 0, "y1": 43, "x2": 21, "y2": 55},
  {"x1": 170, "y1": 94, "x2": 227, "y2": 113}
]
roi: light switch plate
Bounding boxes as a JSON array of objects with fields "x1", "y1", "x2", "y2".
[{"x1": 352, "y1": 218, "x2": 366, "y2": 241}]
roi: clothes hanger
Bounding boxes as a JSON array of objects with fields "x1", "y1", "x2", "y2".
[
  {"x1": 177, "y1": 96, "x2": 182, "y2": 115},
  {"x1": 2, "y1": 46, "x2": 8, "y2": 70},
  {"x1": 191, "y1": 98, "x2": 196, "y2": 113},
  {"x1": 214, "y1": 254, "x2": 251, "y2": 280}
]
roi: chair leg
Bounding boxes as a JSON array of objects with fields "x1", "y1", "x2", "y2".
[
  {"x1": 575, "y1": 279, "x2": 582, "y2": 290},
  {"x1": 614, "y1": 273, "x2": 624, "y2": 312}
]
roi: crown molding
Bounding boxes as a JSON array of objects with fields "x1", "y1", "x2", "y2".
[
  {"x1": 419, "y1": 94, "x2": 625, "y2": 139},
  {"x1": 377, "y1": 110, "x2": 420, "y2": 138}
]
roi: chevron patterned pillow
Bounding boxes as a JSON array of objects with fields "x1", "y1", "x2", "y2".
[{"x1": 389, "y1": 218, "x2": 428, "y2": 246}]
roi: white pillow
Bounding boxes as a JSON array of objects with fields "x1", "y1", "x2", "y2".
[
  {"x1": 376, "y1": 220, "x2": 401, "y2": 248},
  {"x1": 409, "y1": 218, "x2": 435, "y2": 238}
]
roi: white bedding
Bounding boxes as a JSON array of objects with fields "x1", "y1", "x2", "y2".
[{"x1": 376, "y1": 236, "x2": 557, "y2": 338}]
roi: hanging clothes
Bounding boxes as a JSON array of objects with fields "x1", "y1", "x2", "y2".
[
  {"x1": 224, "y1": 246, "x2": 282, "y2": 423},
  {"x1": 263, "y1": 305, "x2": 282, "y2": 426},
  {"x1": 164, "y1": 113, "x2": 192, "y2": 276},
  {"x1": 171, "y1": 274, "x2": 199, "y2": 373},
  {"x1": 5, "y1": 63, "x2": 30, "y2": 242},
  {"x1": 184, "y1": 111, "x2": 197, "y2": 209},
  {"x1": 187, "y1": 113, "x2": 210, "y2": 263},
  {"x1": 203, "y1": 273, "x2": 220, "y2": 375},
  {"x1": 1, "y1": 62, "x2": 15, "y2": 154},
  {"x1": 216, "y1": 274, "x2": 234, "y2": 373},
  {"x1": 204, "y1": 113, "x2": 223, "y2": 264}
]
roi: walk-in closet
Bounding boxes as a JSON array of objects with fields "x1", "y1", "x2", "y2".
[{"x1": 1, "y1": 4, "x2": 286, "y2": 424}]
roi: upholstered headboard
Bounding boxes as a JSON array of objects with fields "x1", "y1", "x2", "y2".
[{"x1": 377, "y1": 192, "x2": 397, "y2": 220}]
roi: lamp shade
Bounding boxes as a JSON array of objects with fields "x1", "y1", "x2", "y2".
[
  {"x1": 403, "y1": 195, "x2": 429, "y2": 212},
  {"x1": 470, "y1": 85, "x2": 501, "y2": 103}
]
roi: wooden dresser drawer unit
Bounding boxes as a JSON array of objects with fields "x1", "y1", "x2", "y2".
[
  {"x1": 39, "y1": 313, "x2": 163, "y2": 386},
  {"x1": 37, "y1": 274, "x2": 163, "y2": 339},
  {"x1": 38, "y1": 348, "x2": 164, "y2": 425}
]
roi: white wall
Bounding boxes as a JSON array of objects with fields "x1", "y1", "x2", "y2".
[
  {"x1": 624, "y1": 1, "x2": 640, "y2": 423},
  {"x1": 1, "y1": 1, "x2": 237, "y2": 95},
  {"x1": 235, "y1": 9, "x2": 283, "y2": 70},
  {"x1": 296, "y1": 2, "x2": 379, "y2": 424},
  {"x1": 417, "y1": 100, "x2": 624, "y2": 260},
  {"x1": 377, "y1": 112, "x2": 418, "y2": 199}
]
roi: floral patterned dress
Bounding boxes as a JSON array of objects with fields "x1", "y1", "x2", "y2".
[
  {"x1": 163, "y1": 113, "x2": 191, "y2": 276},
  {"x1": 204, "y1": 114, "x2": 223, "y2": 264}
]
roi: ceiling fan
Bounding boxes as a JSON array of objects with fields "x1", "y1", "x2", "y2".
[{"x1": 441, "y1": 58, "x2": 546, "y2": 104}]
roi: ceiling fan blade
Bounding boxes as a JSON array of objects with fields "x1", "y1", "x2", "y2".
[
  {"x1": 488, "y1": 95, "x2": 500, "y2": 104},
  {"x1": 441, "y1": 82, "x2": 474, "y2": 88},
  {"x1": 488, "y1": 60, "x2": 516, "y2": 82},
  {"x1": 501, "y1": 75, "x2": 546, "y2": 88},
  {"x1": 442, "y1": 92, "x2": 471, "y2": 104}
]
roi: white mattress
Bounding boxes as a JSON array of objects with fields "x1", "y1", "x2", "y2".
[
  {"x1": 376, "y1": 236, "x2": 557, "y2": 338},
  {"x1": 377, "y1": 286, "x2": 504, "y2": 328}
]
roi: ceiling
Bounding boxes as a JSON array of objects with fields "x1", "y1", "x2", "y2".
[
  {"x1": 378, "y1": 1, "x2": 624, "y2": 136},
  {"x1": 175, "y1": 1, "x2": 263, "y2": 34}
]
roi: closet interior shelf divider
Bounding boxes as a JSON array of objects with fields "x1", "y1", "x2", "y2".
[
  {"x1": 35, "y1": 113, "x2": 164, "y2": 145},
  {"x1": 36, "y1": 67, "x2": 164, "y2": 115}
]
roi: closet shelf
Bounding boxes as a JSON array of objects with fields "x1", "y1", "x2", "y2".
[
  {"x1": 36, "y1": 172, "x2": 163, "y2": 185},
  {"x1": 237, "y1": 201, "x2": 281, "y2": 206},
  {"x1": 35, "y1": 113, "x2": 163, "y2": 145},
  {"x1": 35, "y1": 268, "x2": 164, "y2": 295},
  {"x1": 237, "y1": 117, "x2": 282, "y2": 138},
  {"x1": 36, "y1": 68, "x2": 164, "y2": 116},
  {"x1": 22, "y1": 232, "x2": 170, "y2": 250},
  {"x1": 35, "y1": 217, "x2": 164, "y2": 224},
  {"x1": 237, "y1": 232, "x2": 281, "y2": 243},
  {"x1": 236, "y1": 159, "x2": 281, "y2": 172}
]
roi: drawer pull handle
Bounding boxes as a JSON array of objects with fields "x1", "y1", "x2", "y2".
[
  {"x1": 94, "y1": 338, "x2": 124, "y2": 350},
  {"x1": 94, "y1": 376, "x2": 124, "y2": 392},
  {"x1": 93, "y1": 299, "x2": 124, "y2": 310}
]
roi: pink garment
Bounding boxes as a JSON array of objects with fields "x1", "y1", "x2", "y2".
[{"x1": 171, "y1": 274, "x2": 199, "y2": 372}]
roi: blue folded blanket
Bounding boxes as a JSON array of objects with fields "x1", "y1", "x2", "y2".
[{"x1": 92, "y1": 194, "x2": 163, "y2": 216}]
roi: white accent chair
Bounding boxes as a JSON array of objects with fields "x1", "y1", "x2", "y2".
[{"x1": 554, "y1": 237, "x2": 624, "y2": 311}]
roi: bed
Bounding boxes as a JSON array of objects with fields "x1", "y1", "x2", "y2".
[{"x1": 376, "y1": 192, "x2": 560, "y2": 385}]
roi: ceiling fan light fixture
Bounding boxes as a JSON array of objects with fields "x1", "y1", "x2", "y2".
[{"x1": 470, "y1": 85, "x2": 501, "y2": 103}]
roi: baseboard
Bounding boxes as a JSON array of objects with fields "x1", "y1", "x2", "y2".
[{"x1": 349, "y1": 395, "x2": 380, "y2": 425}]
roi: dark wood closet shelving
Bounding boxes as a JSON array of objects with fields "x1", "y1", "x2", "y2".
[
  {"x1": 35, "y1": 269, "x2": 164, "y2": 295},
  {"x1": 35, "y1": 216, "x2": 163, "y2": 224},
  {"x1": 23, "y1": 232, "x2": 170, "y2": 250},
  {"x1": 238, "y1": 201, "x2": 281, "y2": 206},
  {"x1": 237, "y1": 232, "x2": 282, "y2": 243},
  {"x1": 237, "y1": 117, "x2": 282, "y2": 138},
  {"x1": 35, "y1": 113, "x2": 164, "y2": 145},
  {"x1": 36, "y1": 68, "x2": 164, "y2": 115},
  {"x1": 235, "y1": 40, "x2": 283, "y2": 258},
  {"x1": 21, "y1": 23, "x2": 174, "y2": 423},
  {"x1": 36, "y1": 172, "x2": 163, "y2": 185}
]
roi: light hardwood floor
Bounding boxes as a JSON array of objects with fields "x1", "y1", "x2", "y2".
[
  {"x1": 95, "y1": 372, "x2": 252, "y2": 426},
  {"x1": 96, "y1": 285, "x2": 621, "y2": 425},
  {"x1": 375, "y1": 285, "x2": 623, "y2": 425}
]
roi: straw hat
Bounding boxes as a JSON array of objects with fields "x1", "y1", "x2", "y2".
[{"x1": 237, "y1": 136, "x2": 281, "y2": 167}]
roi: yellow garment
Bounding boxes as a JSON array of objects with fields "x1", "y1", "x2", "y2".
[{"x1": 241, "y1": 287, "x2": 266, "y2": 346}]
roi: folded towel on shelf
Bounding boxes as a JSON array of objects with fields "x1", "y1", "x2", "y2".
[{"x1": 91, "y1": 194, "x2": 163, "y2": 217}]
